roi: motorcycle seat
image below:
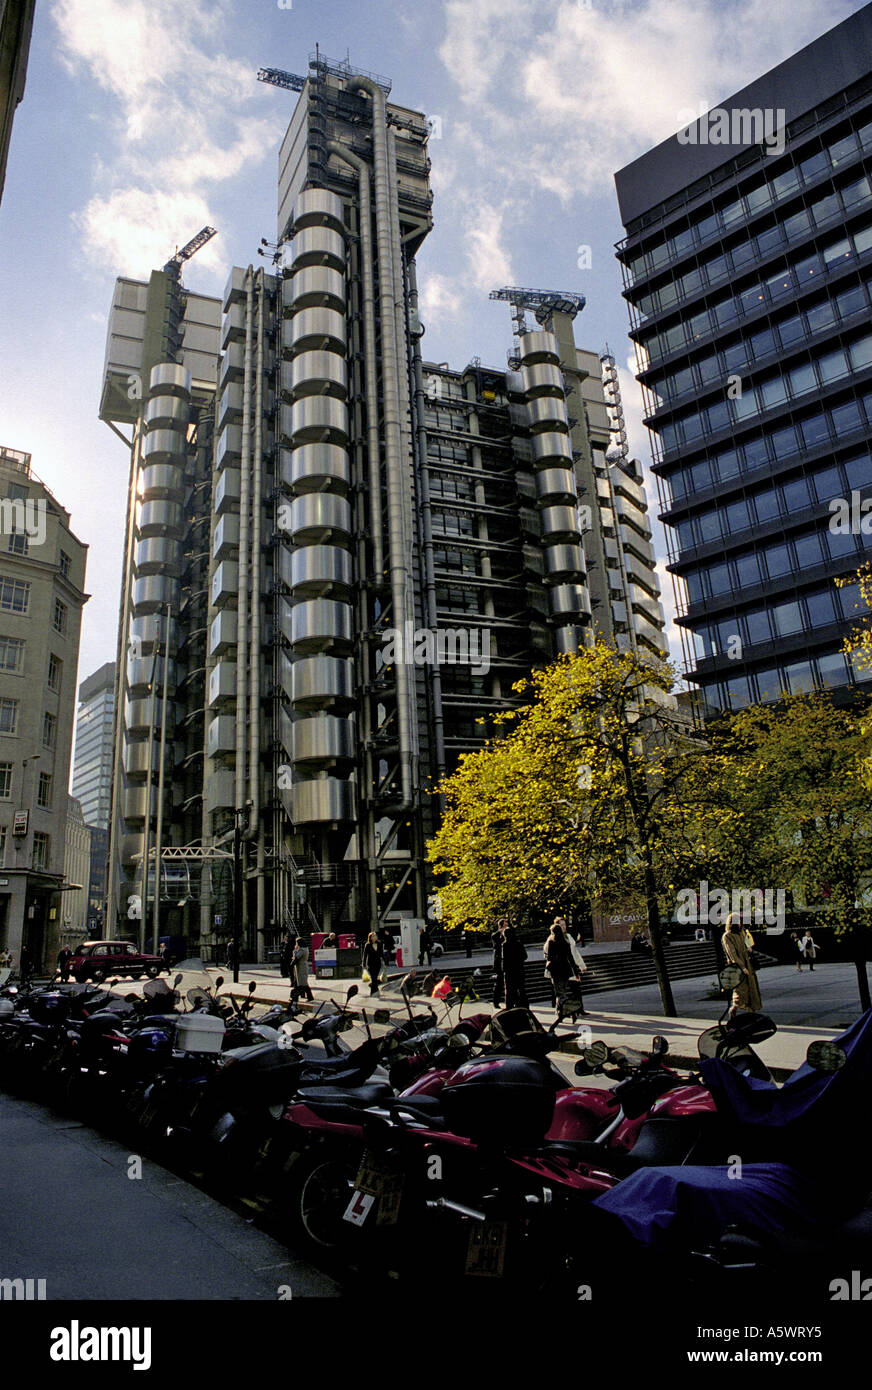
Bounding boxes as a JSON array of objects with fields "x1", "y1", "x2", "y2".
[{"x1": 297, "y1": 1081, "x2": 394, "y2": 1107}]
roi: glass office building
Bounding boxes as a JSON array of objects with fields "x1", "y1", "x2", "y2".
[{"x1": 614, "y1": 4, "x2": 872, "y2": 714}]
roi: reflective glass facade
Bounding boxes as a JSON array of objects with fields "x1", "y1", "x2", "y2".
[{"x1": 616, "y1": 36, "x2": 872, "y2": 712}]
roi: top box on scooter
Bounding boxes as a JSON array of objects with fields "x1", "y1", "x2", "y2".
[{"x1": 176, "y1": 1014, "x2": 225, "y2": 1054}]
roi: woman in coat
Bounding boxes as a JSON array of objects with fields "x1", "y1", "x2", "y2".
[
  {"x1": 502, "y1": 922, "x2": 528, "y2": 1009},
  {"x1": 544, "y1": 918, "x2": 579, "y2": 1022},
  {"x1": 721, "y1": 913, "x2": 762, "y2": 1018},
  {"x1": 291, "y1": 937, "x2": 314, "y2": 1001},
  {"x1": 362, "y1": 931, "x2": 384, "y2": 996}
]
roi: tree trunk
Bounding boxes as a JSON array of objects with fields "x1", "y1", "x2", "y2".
[{"x1": 644, "y1": 851, "x2": 676, "y2": 1016}]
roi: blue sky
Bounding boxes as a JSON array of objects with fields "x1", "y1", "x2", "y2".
[{"x1": 0, "y1": 0, "x2": 863, "y2": 713}]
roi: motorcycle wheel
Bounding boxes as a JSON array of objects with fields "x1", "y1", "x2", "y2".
[{"x1": 282, "y1": 1144, "x2": 361, "y2": 1256}]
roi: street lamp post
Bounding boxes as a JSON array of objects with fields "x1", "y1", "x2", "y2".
[{"x1": 231, "y1": 801, "x2": 252, "y2": 986}]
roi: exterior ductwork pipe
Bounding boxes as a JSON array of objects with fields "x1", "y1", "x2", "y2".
[
  {"x1": 326, "y1": 139, "x2": 384, "y2": 580},
  {"x1": 246, "y1": 269, "x2": 264, "y2": 840},
  {"x1": 235, "y1": 267, "x2": 253, "y2": 812},
  {"x1": 346, "y1": 75, "x2": 414, "y2": 807},
  {"x1": 387, "y1": 127, "x2": 415, "y2": 533}
]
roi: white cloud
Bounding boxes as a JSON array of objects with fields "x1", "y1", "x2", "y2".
[
  {"x1": 465, "y1": 204, "x2": 513, "y2": 291},
  {"x1": 420, "y1": 272, "x2": 464, "y2": 322},
  {"x1": 50, "y1": 0, "x2": 281, "y2": 272}
]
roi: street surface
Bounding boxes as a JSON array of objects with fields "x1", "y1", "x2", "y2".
[{"x1": 0, "y1": 1093, "x2": 338, "y2": 1301}]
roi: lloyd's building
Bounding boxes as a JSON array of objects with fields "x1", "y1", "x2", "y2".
[{"x1": 98, "y1": 54, "x2": 668, "y2": 956}]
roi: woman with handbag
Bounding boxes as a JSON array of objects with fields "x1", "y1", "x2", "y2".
[
  {"x1": 543, "y1": 918, "x2": 579, "y2": 1022},
  {"x1": 362, "y1": 931, "x2": 384, "y2": 996}
]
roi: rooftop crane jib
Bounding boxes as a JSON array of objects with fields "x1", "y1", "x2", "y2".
[
  {"x1": 163, "y1": 226, "x2": 218, "y2": 279},
  {"x1": 489, "y1": 286, "x2": 586, "y2": 333}
]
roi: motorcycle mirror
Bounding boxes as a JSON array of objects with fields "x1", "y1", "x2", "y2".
[
  {"x1": 248, "y1": 981, "x2": 257, "y2": 994},
  {"x1": 718, "y1": 965, "x2": 744, "y2": 991},
  {"x1": 651, "y1": 1034, "x2": 669, "y2": 1058},
  {"x1": 574, "y1": 1058, "x2": 590, "y2": 1076},
  {"x1": 584, "y1": 1040, "x2": 609, "y2": 1069},
  {"x1": 215, "y1": 977, "x2": 225, "y2": 989},
  {"x1": 346, "y1": 985, "x2": 359, "y2": 1004},
  {"x1": 173, "y1": 973, "x2": 183, "y2": 986},
  {"x1": 806, "y1": 1040, "x2": 847, "y2": 1073}
]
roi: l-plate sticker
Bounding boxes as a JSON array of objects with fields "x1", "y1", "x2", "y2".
[{"x1": 343, "y1": 1189, "x2": 375, "y2": 1226}]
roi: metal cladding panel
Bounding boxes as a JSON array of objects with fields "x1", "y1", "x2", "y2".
[
  {"x1": 135, "y1": 537, "x2": 181, "y2": 574},
  {"x1": 142, "y1": 428, "x2": 187, "y2": 462},
  {"x1": 222, "y1": 266, "x2": 248, "y2": 311},
  {"x1": 289, "y1": 226, "x2": 346, "y2": 271},
  {"x1": 208, "y1": 660, "x2": 237, "y2": 707},
  {"x1": 124, "y1": 741, "x2": 162, "y2": 777},
  {"x1": 150, "y1": 362, "x2": 191, "y2": 394},
  {"x1": 518, "y1": 331, "x2": 560, "y2": 367},
  {"x1": 288, "y1": 544, "x2": 353, "y2": 595},
  {"x1": 145, "y1": 394, "x2": 189, "y2": 429},
  {"x1": 211, "y1": 561, "x2": 239, "y2": 607},
  {"x1": 140, "y1": 463, "x2": 184, "y2": 500},
  {"x1": 212, "y1": 512, "x2": 240, "y2": 560},
  {"x1": 292, "y1": 188, "x2": 346, "y2": 232},
  {"x1": 282, "y1": 492, "x2": 352, "y2": 542},
  {"x1": 555, "y1": 626, "x2": 583, "y2": 655},
  {"x1": 220, "y1": 340, "x2": 245, "y2": 385},
  {"x1": 215, "y1": 467, "x2": 241, "y2": 513},
  {"x1": 286, "y1": 351, "x2": 348, "y2": 398},
  {"x1": 281, "y1": 441, "x2": 351, "y2": 492},
  {"x1": 535, "y1": 469, "x2": 577, "y2": 504},
  {"x1": 530, "y1": 432, "x2": 574, "y2": 466},
  {"x1": 548, "y1": 584, "x2": 591, "y2": 618},
  {"x1": 209, "y1": 609, "x2": 238, "y2": 655},
  {"x1": 286, "y1": 396, "x2": 348, "y2": 444},
  {"x1": 123, "y1": 786, "x2": 150, "y2": 821},
  {"x1": 125, "y1": 697, "x2": 174, "y2": 735},
  {"x1": 290, "y1": 599, "x2": 353, "y2": 651},
  {"x1": 133, "y1": 575, "x2": 180, "y2": 611},
  {"x1": 222, "y1": 301, "x2": 246, "y2": 347},
  {"x1": 290, "y1": 714, "x2": 355, "y2": 764},
  {"x1": 121, "y1": 833, "x2": 143, "y2": 864},
  {"x1": 526, "y1": 397, "x2": 570, "y2": 432},
  {"x1": 204, "y1": 769, "x2": 235, "y2": 813},
  {"x1": 207, "y1": 714, "x2": 237, "y2": 756},
  {"x1": 284, "y1": 307, "x2": 347, "y2": 354},
  {"x1": 218, "y1": 381, "x2": 244, "y2": 429},
  {"x1": 543, "y1": 543, "x2": 586, "y2": 580},
  {"x1": 139, "y1": 499, "x2": 184, "y2": 535},
  {"x1": 539, "y1": 505, "x2": 582, "y2": 540},
  {"x1": 521, "y1": 362, "x2": 565, "y2": 396},
  {"x1": 289, "y1": 778, "x2": 356, "y2": 825},
  {"x1": 216, "y1": 424, "x2": 243, "y2": 468},
  {"x1": 290, "y1": 655, "x2": 355, "y2": 708},
  {"x1": 130, "y1": 611, "x2": 178, "y2": 653},
  {"x1": 288, "y1": 266, "x2": 346, "y2": 311}
]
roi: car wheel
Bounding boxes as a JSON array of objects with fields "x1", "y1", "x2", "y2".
[
  {"x1": 74, "y1": 971, "x2": 88, "y2": 983},
  {"x1": 131, "y1": 973, "x2": 143, "y2": 981},
  {"x1": 282, "y1": 1144, "x2": 362, "y2": 1255},
  {"x1": 92, "y1": 969, "x2": 106, "y2": 983},
  {"x1": 146, "y1": 967, "x2": 160, "y2": 979}
]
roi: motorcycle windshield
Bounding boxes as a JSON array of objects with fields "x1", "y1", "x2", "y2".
[
  {"x1": 171, "y1": 959, "x2": 217, "y2": 996},
  {"x1": 699, "y1": 1007, "x2": 872, "y2": 1176}
]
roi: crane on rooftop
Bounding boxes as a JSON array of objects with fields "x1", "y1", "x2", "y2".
[
  {"x1": 163, "y1": 226, "x2": 217, "y2": 281},
  {"x1": 490, "y1": 286, "x2": 586, "y2": 335}
]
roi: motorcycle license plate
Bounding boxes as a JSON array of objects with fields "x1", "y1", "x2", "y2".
[
  {"x1": 345, "y1": 1150, "x2": 404, "y2": 1227},
  {"x1": 465, "y1": 1221, "x2": 508, "y2": 1278}
]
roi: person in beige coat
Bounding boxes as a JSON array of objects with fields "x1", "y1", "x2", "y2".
[{"x1": 721, "y1": 912, "x2": 762, "y2": 1018}]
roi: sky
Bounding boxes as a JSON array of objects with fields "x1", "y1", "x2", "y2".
[{"x1": 0, "y1": 0, "x2": 864, "y2": 738}]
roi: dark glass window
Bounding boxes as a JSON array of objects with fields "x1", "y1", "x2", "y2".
[
  {"x1": 715, "y1": 297, "x2": 739, "y2": 327},
  {"x1": 805, "y1": 300, "x2": 836, "y2": 334},
  {"x1": 707, "y1": 400, "x2": 730, "y2": 433},
  {"x1": 734, "y1": 552, "x2": 761, "y2": 587},
  {"x1": 750, "y1": 328, "x2": 775, "y2": 359},
  {"x1": 783, "y1": 209, "x2": 811, "y2": 241},
  {"x1": 772, "y1": 167, "x2": 800, "y2": 198},
  {"x1": 788, "y1": 362, "x2": 817, "y2": 397},
  {"x1": 793, "y1": 251, "x2": 822, "y2": 283},
  {"x1": 690, "y1": 459, "x2": 713, "y2": 489},
  {"x1": 812, "y1": 465, "x2": 843, "y2": 500},
  {"x1": 753, "y1": 488, "x2": 780, "y2": 523},
  {"x1": 686, "y1": 571, "x2": 704, "y2": 604},
  {"x1": 777, "y1": 314, "x2": 805, "y2": 347},
  {"x1": 836, "y1": 283, "x2": 867, "y2": 317},
  {"x1": 823, "y1": 238, "x2": 853, "y2": 267},
  {"x1": 765, "y1": 266, "x2": 793, "y2": 299},
  {"x1": 848, "y1": 333, "x2": 872, "y2": 369},
  {"x1": 772, "y1": 600, "x2": 803, "y2": 636},
  {"x1": 764, "y1": 543, "x2": 792, "y2": 578},
  {"x1": 811, "y1": 193, "x2": 840, "y2": 227},
  {"x1": 756, "y1": 225, "x2": 784, "y2": 257},
  {"x1": 742, "y1": 436, "x2": 769, "y2": 470},
  {"x1": 697, "y1": 354, "x2": 721, "y2": 383},
  {"x1": 817, "y1": 652, "x2": 848, "y2": 687},
  {"x1": 831, "y1": 399, "x2": 861, "y2": 434},
  {"x1": 754, "y1": 667, "x2": 783, "y2": 700},
  {"x1": 705, "y1": 255, "x2": 729, "y2": 284},
  {"x1": 722, "y1": 340, "x2": 748, "y2": 372},
  {"x1": 689, "y1": 310, "x2": 711, "y2": 342},
  {"x1": 760, "y1": 375, "x2": 788, "y2": 409},
  {"x1": 841, "y1": 174, "x2": 871, "y2": 208},
  {"x1": 730, "y1": 240, "x2": 757, "y2": 270},
  {"x1": 784, "y1": 660, "x2": 815, "y2": 693},
  {"x1": 725, "y1": 498, "x2": 751, "y2": 531},
  {"x1": 696, "y1": 213, "x2": 719, "y2": 242},
  {"x1": 838, "y1": 582, "x2": 863, "y2": 618},
  {"x1": 698, "y1": 509, "x2": 721, "y2": 542},
  {"x1": 715, "y1": 448, "x2": 740, "y2": 480},
  {"x1": 707, "y1": 563, "x2": 732, "y2": 595},
  {"x1": 781, "y1": 477, "x2": 810, "y2": 510},
  {"x1": 829, "y1": 133, "x2": 858, "y2": 167},
  {"x1": 794, "y1": 533, "x2": 823, "y2": 567},
  {"x1": 818, "y1": 347, "x2": 848, "y2": 383},
  {"x1": 800, "y1": 414, "x2": 831, "y2": 450},
  {"x1": 807, "y1": 589, "x2": 837, "y2": 626},
  {"x1": 844, "y1": 453, "x2": 872, "y2": 488},
  {"x1": 826, "y1": 528, "x2": 859, "y2": 558},
  {"x1": 746, "y1": 182, "x2": 772, "y2": 213},
  {"x1": 745, "y1": 608, "x2": 772, "y2": 644},
  {"x1": 769, "y1": 425, "x2": 799, "y2": 459},
  {"x1": 726, "y1": 675, "x2": 752, "y2": 708},
  {"x1": 798, "y1": 149, "x2": 829, "y2": 183}
]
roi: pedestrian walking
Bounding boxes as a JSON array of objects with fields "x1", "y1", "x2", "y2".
[
  {"x1": 418, "y1": 924, "x2": 432, "y2": 967},
  {"x1": 502, "y1": 920, "x2": 528, "y2": 1009},
  {"x1": 491, "y1": 921, "x2": 505, "y2": 1007},
  {"x1": 566, "y1": 926, "x2": 588, "y2": 1015},
  {"x1": 800, "y1": 929, "x2": 818, "y2": 972},
  {"x1": 56, "y1": 946, "x2": 72, "y2": 983},
  {"x1": 225, "y1": 939, "x2": 238, "y2": 972},
  {"x1": 19, "y1": 944, "x2": 33, "y2": 987},
  {"x1": 543, "y1": 917, "x2": 579, "y2": 1022},
  {"x1": 279, "y1": 933, "x2": 292, "y2": 979},
  {"x1": 362, "y1": 931, "x2": 384, "y2": 996},
  {"x1": 721, "y1": 913, "x2": 762, "y2": 1018},
  {"x1": 291, "y1": 937, "x2": 314, "y2": 1001},
  {"x1": 791, "y1": 931, "x2": 804, "y2": 972}
]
